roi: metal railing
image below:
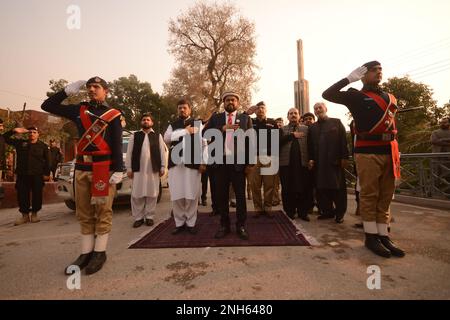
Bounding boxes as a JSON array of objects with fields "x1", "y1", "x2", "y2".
[{"x1": 345, "y1": 152, "x2": 450, "y2": 200}]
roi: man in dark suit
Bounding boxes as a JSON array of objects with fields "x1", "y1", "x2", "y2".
[{"x1": 203, "y1": 91, "x2": 254, "y2": 240}]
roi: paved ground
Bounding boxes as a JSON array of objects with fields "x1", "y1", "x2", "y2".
[{"x1": 0, "y1": 189, "x2": 449, "y2": 300}]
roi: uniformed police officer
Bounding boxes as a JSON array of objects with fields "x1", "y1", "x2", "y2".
[
  {"x1": 322, "y1": 61, "x2": 405, "y2": 258},
  {"x1": 42, "y1": 76, "x2": 123, "y2": 275},
  {"x1": 4, "y1": 126, "x2": 50, "y2": 225}
]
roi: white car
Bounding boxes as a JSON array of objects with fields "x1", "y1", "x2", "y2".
[{"x1": 56, "y1": 131, "x2": 168, "y2": 210}]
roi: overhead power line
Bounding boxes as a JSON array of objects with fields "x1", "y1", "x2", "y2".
[
  {"x1": 384, "y1": 37, "x2": 450, "y2": 64},
  {"x1": 407, "y1": 62, "x2": 450, "y2": 77},
  {"x1": 413, "y1": 65, "x2": 450, "y2": 80},
  {"x1": 0, "y1": 89, "x2": 44, "y2": 102}
]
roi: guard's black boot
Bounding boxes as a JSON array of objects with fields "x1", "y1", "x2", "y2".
[
  {"x1": 365, "y1": 233, "x2": 391, "y2": 258},
  {"x1": 85, "y1": 251, "x2": 107, "y2": 275},
  {"x1": 65, "y1": 252, "x2": 93, "y2": 275},
  {"x1": 379, "y1": 235, "x2": 406, "y2": 257}
]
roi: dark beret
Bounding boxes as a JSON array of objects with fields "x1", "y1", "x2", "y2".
[
  {"x1": 363, "y1": 61, "x2": 381, "y2": 70},
  {"x1": 86, "y1": 76, "x2": 108, "y2": 89},
  {"x1": 27, "y1": 126, "x2": 38, "y2": 131}
]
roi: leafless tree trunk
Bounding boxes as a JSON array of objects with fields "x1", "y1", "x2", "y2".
[{"x1": 164, "y1": 1, "x2": 258, "y2": 118}]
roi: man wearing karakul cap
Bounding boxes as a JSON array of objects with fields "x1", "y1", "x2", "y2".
[
  {"x1": 322, "y1": 61, "x2": 406, "y2": 258},
  {"x1": 202, "y1": 91, "x2": 254, "y2": 240},
  {"x1": 42, "y1": 76, "x2": 124, "y2": 274}
]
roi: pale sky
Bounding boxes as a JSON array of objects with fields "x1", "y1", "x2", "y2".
[{"x1": 1, "y1": 0, "x2": 449, "y2": 126}]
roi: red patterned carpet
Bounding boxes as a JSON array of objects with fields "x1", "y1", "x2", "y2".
[{"x1": 129, "y1": 210, "x2": 311, "y2": 249}]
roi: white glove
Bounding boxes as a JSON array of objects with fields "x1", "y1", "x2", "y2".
[
  {"x1": 109, "y1": 172, "x2": 123, "y2": 184},
  {"x1": 346, "y1": 66, "x2": 368, "y2": 83},
  {"x1": 64, "y1": 80, "x2": 86, "y2": 96}
]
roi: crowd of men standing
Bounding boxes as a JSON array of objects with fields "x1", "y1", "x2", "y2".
[
  {"x1": 1, "y1": 60, "x2": 417, "y2": 275},
  {"x1": 155, "y1": 94, "x2": 350, "y2": 240}
]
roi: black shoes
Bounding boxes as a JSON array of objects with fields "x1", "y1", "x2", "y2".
[
  {"x1": 379, "y1": 235, "x2": 406, "y2": 257},
  {"x1": 335, "y1": 217, "x2": 344, "y2": 224},
  {"x1": 365, "y1": 233, "x2": 391, "y2": 258},
  {"x1": 286, "y1": 212, "x2": 296, "y2": 220},
  {"x1": 209, "y1": 210, "x2": 219, "y2": 217},
  {"x1": 133, "y1": 219, "x2": 144, "y2": 228},
  {"x1": 214, "y1": 226, "x2": 231, "y2": 239},
  {"x1": 145, "y1": 219, "x2": 154, "y2": 226},
  {"x1": 65, "y1": 252, "x2": 93, "y2": 275},
  {"x1": 365, "y1": 234, "x2": 406, "y2": 258},
  {"x1": 186, "y1": 226, "x2": 197, "y2": 234},
  {"x1": 236, "y1": 226, "x2": 249, "y2": 240},
  {"x1": 85, "y1": 251, "x2": 107, "y2": 275},
  {"x1": 229, "y1": 200, "x2": 237, "y2": 208},
  {"x1": 318, "y1": 214, "x2": 334, "y2": 220},
  {"x1": 353, "y1": 223, "x2": 363, "y2": 229},
  {"x1": 171, "y1": 225, "x2": 185, "y2": 235}
]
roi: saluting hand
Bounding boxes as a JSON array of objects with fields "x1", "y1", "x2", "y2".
[
  {"x1": 64, "y1": 80, "x2": 87, "y2": 96},
  {"x1": 346, "y1": 66, "x2": 368, "y2": 83},
  {"x1": 246, "y1": 105, "x2": 258, "y2": 115},
  {"x1": 13, "y1": 128, "x2": 29, "y2": 134}
]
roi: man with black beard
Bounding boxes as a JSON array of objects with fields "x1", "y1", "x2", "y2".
[
  {"x1": 164, "y1": 99, "x2": 206, "y2": 235},
  {"x1": 203, "y1": 91, "x2": 253, "y2": 240},
  {"x1": 126, "y1": 113, "x2": 166, "y2": 228}
]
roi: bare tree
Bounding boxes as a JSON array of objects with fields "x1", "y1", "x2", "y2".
[{"x1": 164, "y1": 1, "x2": 258, "y2": 117}]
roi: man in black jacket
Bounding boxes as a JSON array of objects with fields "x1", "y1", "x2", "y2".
[
  {"x1": 308, "y1": 103, "x2": 349, "y2": 224},
  {"x1": 322, "y1": 61, "x2": 405, "y2": 258},
  {"x1": 4, "y1": 126, "x2": 50, "y2": 225},
  {"x1": 203, "y1": 91, "x2": 254, "y2": 240},
  {"x1": 42, "y1": 77, "x2": 123, "y2": 275},
  {"x1": 49, "y1": 139, "x2": 63, "y2": 180}
]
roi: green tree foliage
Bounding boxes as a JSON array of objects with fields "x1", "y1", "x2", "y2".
[
  {"x1": 107, "y1": 75, "x2": 176, "y2": 133},
  {"x1": 165, "y1": 1, "x2": 258, "y2": 117},
  {"x1": 381, "y1": 76, "x2": 450, "y2": 153}
]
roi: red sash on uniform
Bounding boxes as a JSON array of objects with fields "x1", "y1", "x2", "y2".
[
  {"x1": 77, "y1": 105, "x2": 121, "y2": 199},
  {"x1": 356, "y1": 92, "x2": 401, "y2": 179}
]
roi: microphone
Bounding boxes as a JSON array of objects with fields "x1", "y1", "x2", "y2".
[{"x1": 84, "y1": 110, "x2": 110, "y2": 123}]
